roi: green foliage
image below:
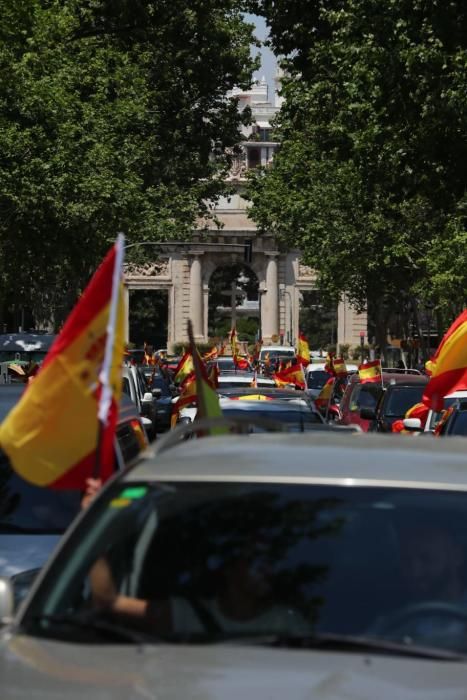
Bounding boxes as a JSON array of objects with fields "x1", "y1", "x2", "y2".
[
  {"x1": 248, "y1": 0, "x2": 467, "y2": 324},
  {"x1": 0, "y1": 0, "x2": 259, "y2": 327}
]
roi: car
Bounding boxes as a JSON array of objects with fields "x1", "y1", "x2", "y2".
[
  {"x1": 217, "y1": 385, "x2": 318, "y2": 407},
  {"x1": 122, "y1": 364, "x2": 157, "y2": 440},
  {"x1": 305, "y1": 363, "x2": 358, "y2": 400},
  {"x1": 259, "y1": 345, "x2": 296, "y2": 363},
  {"x1": 434, "y1": 392, "x2": 467, "y2": 437},
  {"x1": 207, "y1": 356, "x2": 253, "y2": 374},
  {"x1": 140, "y1": 368, "x2": 175, "y2": 433},
  {"x1": 337, "y1": 370, "x2": 425, "y2": 432},
  {"x1": 0, "y1": 391, "x2": 148, "y2": 610},
  {"x1": 403, "y1": 390, "x2": 467, "y2": 434},
  {"x1": 3, "y1": 433, "x2": 467, "y2": 697},
  {"x1": 217, "y1": 373, "x2": 275, "y2": 389},
  {"x1": 361, "y1": 375, "x2": 429, "y2": 432}
]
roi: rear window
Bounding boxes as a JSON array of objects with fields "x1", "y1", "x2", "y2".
[
  {"x1": 384, "y1": 386, "x2": 426, "y2": 418},
  {"x1": 307, "y1": 370, "x2": 329, "y2": 390},
  {"x1": 349, "y1": 384, "x2": 381, "y2": 412}
]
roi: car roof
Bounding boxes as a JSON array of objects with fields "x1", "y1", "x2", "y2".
[
  {"x1": 123, "y1": 432, "x2": 467, "y2": 491},
  {"x1": 218, "y1": 375, "x2": 275, "y2": 385},
  {"x1": 305, "y1": 364, "x2": 358, "y2": 373},
  {"x1": 348, "y1": 372, "x2": 427, "y2": 386},
  {"x1": 218, "y1": 398, "x2": 313, "y2": 411}
]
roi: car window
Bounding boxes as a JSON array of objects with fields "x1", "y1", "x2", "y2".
[
  {"x1": 24, "y1": 483, "x2": 467, "y2": 655},
  {"x1": 349, "y1": 384, "x2": 381, "y2": 412},
  {"x1": 307, "y1": 370, "x2": 329, "y2": 390},
  {"x1": 384, "y1": 386, "x2": 426, "y2": 418},
  {"x1": 0, "y1": 457, "x2": 81, "y2": 534},
  {"x1": 447, "y1": 410, "x2": 467, "y2": 436},
  {"x1": 122, "y1": 377, "x2": 131, "y2": 398},
  {"x1": 221, "y1": 406, "x2": 322, "y2": 429}
]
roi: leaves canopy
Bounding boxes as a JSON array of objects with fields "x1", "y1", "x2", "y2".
[
  {"x1": 0, "y1": 0, "x2": 258, "y2": 326},
  {"x1": 248, "y1": 0, "x2": 467, "y2": 322}
]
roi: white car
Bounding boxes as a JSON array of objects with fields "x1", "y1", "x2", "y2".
[{"x1": 3, "y1": 433, "x2": 467, "y2": 697}]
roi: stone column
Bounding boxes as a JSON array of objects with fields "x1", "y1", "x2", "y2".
[
  {"x1": 189, "y1": 254, "x2": 204, "y2": 340},
  {"x1": 263, "y1": 255, "x2": 279, "y2": 341}
]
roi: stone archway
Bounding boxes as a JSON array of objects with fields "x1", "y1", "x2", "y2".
[{"x1": 207, "y1": 263, "x2": 260, "y2": 342}]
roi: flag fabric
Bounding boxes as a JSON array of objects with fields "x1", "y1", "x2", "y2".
[
  {"x1": 173, "y1": 351, "x2": 194, "y2": 385},
  {"x1": 234, "y1": 355, "x2": 250, "y2": 370},
  {"x1": 423, "y1": 309, "x2": 467, "y2": 411},
  {"x1": 231, "y1": 394, "x2": 272, "y2": 401},
  {"x1": 315, "y1": 377, "x2": 334, "y2": 409},
  {"x1": 324, "y1": 352, "x2": 335, "y2": 375},
  {"x1": 229, "y1": 327, "x2": 239, "y2": 356},
  {"x1": 250, "y1": 371, "x2": 258, "y2": 388},
  {"x1": 296, "y1": 332, "x2": 310, "y2": 366},
  {"x1": 392, "y1": 402, "x2": 430, "y2": 434},
  {"x1": 358, "y1": 360, "x2": 382, "y2": 384},
  {"x1": 218, "y1": 343, "x2": 226, "y2": 356},
  {"x1": 176, "y1": 373, "x2": 198, "y2": 410},
  {"x1": 203, "y1": 346, "x2": 218, "y2": 362},
  {"x1": 273, "y1": 363, "x2": 306, "y2": 389},
  {"x1": 0, "y1": 236, "x2": 126, "y2": 489},
  {"x1": 188, "y1": 320, "x2": 224, "y2": 434},
  {"x1": 333, "y1": 357, "x2": 348, "y2": 378},
  {"x1": 207, "y1": 362, "x2": 219, "y2": 389}
]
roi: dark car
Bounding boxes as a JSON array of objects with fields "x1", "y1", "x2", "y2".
[
  {"x1": 140, "y1": 367, "x2": 175, "y2": 433},
  {"x1": 435, "y1": 396, "x2": 467, "y2": 437},
  {"x1": 337, "y1": 371, "x2": 425, "y2": 432},
  {"x1": 361, "y1": 375, "x2": 429, "y2": 432}
]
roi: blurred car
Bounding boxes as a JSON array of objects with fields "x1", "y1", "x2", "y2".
[
  {"x1": 361, "y1": 375, "x2": 428, "y2": 432},
  {"x1": 122, "y1": 364, "x2": 157, "y2": 440},
  {"x1": 140, "y1": 368, "x2": 175, "y2": 433},
  {"x1": 0, "y1": 392, "x2": 148, "y2": 610},
  {"x1": 3, "y1": 433, "x2": 467, "y2": 696},
  {"x1": 404, "y1": 390, "x2": 467, "y2": 434},
  {"x1": 338, "y1": 371, "x2": 424, "y2": 432},
  {"x1": 434, "y1": 392, "x2": 467, "y2": 437},
  {"x1": 207, "y1": 356, "x2": 253, "y2": 374},
  {"x1": 305, "y1": 364, "x2": 358, "y2": 400}
]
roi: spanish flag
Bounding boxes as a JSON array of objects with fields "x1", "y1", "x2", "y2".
[
  {"x1": 188, "y1": 320, "x2": 225, "y2": 435},
  {"x1": 315, "y1": 377, "x2": 334, "y2": 409},
  {"x1": 173, "y1": 351, "x2": 194, "y2": 385},
  {"x1": 229, "y1": 327, "x2": 239, "y2": 357},
  {"x1": 358, "y1": 360, "x2": 382, "y2": 384},
  {"x1": 296, "y1": 332, "x2": 310, "y2": 366},
  {"x1": 333, "y1": 357, "x2": 348, "y2": 378},
  {"x1": 423, "y1": 308, "x2": 467, "y2": 411},
  {"x1": 0, "y1": 236, "x2": 126, "y2": 489},
  {"x1": 273, "y1": 363, "x2": 306, "y2": 389},
  {"x1": 203, "y1": 346, "x2": 218, "y2": 362}
]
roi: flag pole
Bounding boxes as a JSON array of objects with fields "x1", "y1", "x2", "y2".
[{"x1": 94, "y1": 233, "x2": 125, "y2": 478}]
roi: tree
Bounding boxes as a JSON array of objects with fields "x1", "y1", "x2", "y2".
[
  {"x1": 0, "y1": 0, "x2": 259, "y2": 328},
  {"x1": 247, "y1": 0, "x2": 467, "y2": 348}
]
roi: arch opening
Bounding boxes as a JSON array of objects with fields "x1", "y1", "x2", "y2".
[{"x1": 208, "y1": 264, "x2": 259, "y2": 344}]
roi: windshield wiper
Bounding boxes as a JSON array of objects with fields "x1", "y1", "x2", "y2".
[
  {"x1": 29, "y1": 612, "x2": 154, "y2": 645},
  {"x1": 215, "y1": 632, "x2": 467, "y2": 660}
]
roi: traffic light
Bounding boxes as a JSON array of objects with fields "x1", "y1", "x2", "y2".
[{"x1": 244, "y1": 239, "x2": 253, "y2": 264}]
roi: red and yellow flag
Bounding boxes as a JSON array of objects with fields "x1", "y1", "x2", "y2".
[
  {"x1": 315, "y1": 377, "x2": 334, "y2": 409},
  {"x1": 273, "y1": 363, "x2": 306, "y2": 389},
  {"x1": 0, "y1": 237, "x2": 126, "y2": 489},
  {"x1": 173, "y1": 351, "x2": 194, "y2": 385},
  {"x1": 358, "y1": 360, "x2": 382, "y2": 384},
  {"x1": 189, "y1": 320, "x2": 224, "y2": 434},
  {"x1": 203, "y1": 346, "x2": 218, "y2": 362},
  {"x1": 423, "y1": 309, "x2": 467, "y2": 410},
  {"x1": 296, "y1": 332, "x2": 310, "y2": 366},
  {"x1": 333, "y1": 357, "x2": 348, "y2": 378},
  {"x1": 229, "y1": 327, "x2": 239, "y2": 357}
]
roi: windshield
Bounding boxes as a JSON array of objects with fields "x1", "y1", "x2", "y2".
[
  {"x1": 23, "y1": 482, "x2": 467, "y2": 655},
  {"x1": 384, "y1": 386, "x2": 426, "y2": 418},
  {"x1": 349, "y1": 384, "x2": 382, "y2": 411},
  {"x1": 260, "y1": 349, "x2": 295, "y2": 361},
  {"x1": 447, "y1": 410, "x2": 467, "y2": 436},
  {"x1": 307, "y1": 370, "x2": 329, "y2": 390}
]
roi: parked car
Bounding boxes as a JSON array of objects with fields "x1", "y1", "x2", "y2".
[
  {"x1": 0, "y1": 392, "x2": 148, "y2": 610},
  {"x1": 361, "y1": 375, "x2": 429, "y2": 432},
  {"x1": 122, "y1": 364, "x2": 157, "y2": 440},
  {"x1": 3, "y1": 433, "x2": 467, "y2": 697}
]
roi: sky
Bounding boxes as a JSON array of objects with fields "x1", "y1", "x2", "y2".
[{"x1": 247, "y1": 14, "x2": 278, "y2": 101}]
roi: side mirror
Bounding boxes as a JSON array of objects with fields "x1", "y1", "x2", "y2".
[
  {"x1": 360, "y1": 407, "x2": 376, "y2": 420},
  {"x1": 0, "y1": 577, "x2": 15, "y2": 625},
  {"x1": 152, "y1": 388, "x2": 162, "y2": 399},
  {"x1": 403, "y1": 417, "x2": 422, "y2": 432}
]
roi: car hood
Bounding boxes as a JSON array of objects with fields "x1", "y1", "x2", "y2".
[
  {"x1": 0, "y1": 535, "x2": 60, "y2": 577},
  {"x1": 0, "y1": 635, "x2": 466, "y2": 699}
]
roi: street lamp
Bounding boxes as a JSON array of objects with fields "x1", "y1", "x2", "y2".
[{"x1": 280, "y1": 288, "x2": 293, "y2": 346}]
